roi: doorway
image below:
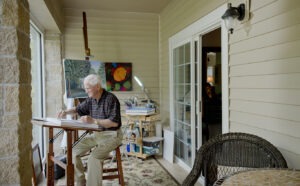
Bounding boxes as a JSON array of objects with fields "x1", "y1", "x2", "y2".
[
  {"x1": 201, "y1": 28, "x2": 222, "y2": 143},
  {"x1": 169, "y1": 4, "x2": 229, "y2": 171}
]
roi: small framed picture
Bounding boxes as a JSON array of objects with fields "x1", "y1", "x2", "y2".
[{"x1": 32, "y1": 144, "x2": 43, "y2": 185}]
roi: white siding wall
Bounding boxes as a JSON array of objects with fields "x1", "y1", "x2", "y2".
[
  {"x1": 159, "y1": 0, "x2": 225, "y2": 125},
  {"x1": 160, "y1": 0, "x2": 300, "y2": 168},
  {"x1": 229, "y1": 0, "x2": 300, "y2": 168},
  {"x1": 63, "y1": 9, "x2": 159, "y2": 112}
]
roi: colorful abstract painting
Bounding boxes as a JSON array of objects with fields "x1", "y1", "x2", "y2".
[
  {"x1": 105, "y1": 62, "x2": 132, "y2": 91},
  {"x1": 63, "y1": 59, "x2": 106, "y2": 98}
]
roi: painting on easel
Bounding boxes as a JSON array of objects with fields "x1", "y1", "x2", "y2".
[
  {"x1": 105, "y1": 62, "x2": 132, "y2": 91},
  {"x1": 63, "y1": 59, "x2": 106, "y2": 98}
]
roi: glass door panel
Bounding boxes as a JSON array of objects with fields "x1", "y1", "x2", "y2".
[
  {"x1": 30, "y1": 24, "x2": 45, "y2": 157},
  {"x1": 173, "y1": 42, "x2": 192, "y2": 166}
]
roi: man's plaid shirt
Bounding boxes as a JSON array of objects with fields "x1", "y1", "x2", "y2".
[{"x1": 76, "y1": 89, "x2": 121, "y2": 130}]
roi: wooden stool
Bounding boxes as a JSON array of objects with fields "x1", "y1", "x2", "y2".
[{"x1": 102, "y1": 145, "x2": 125, "y2": 186}]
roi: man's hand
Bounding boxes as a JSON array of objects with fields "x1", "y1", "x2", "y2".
[
  {"x1": 57, "y1": 110, "x2": 66, "y2": 119},
  {"x1": 57, "y1": 107, "x2": 76, "y2": 119},
  {"x1": 80, "y1": 115, "x2": 94, "y2": 124}
]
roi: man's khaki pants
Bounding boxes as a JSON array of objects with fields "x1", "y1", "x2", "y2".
[{"x1": 72, "y1": 129, "x2": 123, "y2": 186}]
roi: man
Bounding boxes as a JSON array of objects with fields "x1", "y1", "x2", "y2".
[{"x1": 58, "y1": 74, "x2": 123, "y2": 186}]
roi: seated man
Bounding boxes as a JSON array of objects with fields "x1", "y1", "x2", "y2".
[{"x1": 58, "y1": 74, "x2": 123, "y2": 186}]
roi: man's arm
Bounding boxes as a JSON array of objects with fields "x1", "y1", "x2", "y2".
[
  {"x1": 79, "y1": 116, "x2": 118, "y2": 128},
  {"x1": 94, "y1": 118, "x2": 118, "y2": 128},
  {"x1": 57, "y1": 107, "x2": 77, "y2": 118}
]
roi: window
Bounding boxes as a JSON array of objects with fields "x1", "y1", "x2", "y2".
[{"x1": 30, "y1": 23, "x2": 45, "y2": 158}]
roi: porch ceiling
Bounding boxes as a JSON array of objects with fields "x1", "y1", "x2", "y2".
[{"x1": 63, "y1": 0, "x2": 172, "y2": 13}]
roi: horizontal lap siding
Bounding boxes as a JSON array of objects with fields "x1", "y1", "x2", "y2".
[
  {"x1": 230, "y1": 89, "x2": 300, "y2": 105},
  {"x1": 229, "y1": 0, "x2": 300, "y2": 168},
  {"x1": 63, "y1": 9, "x2": 160, "y2": 113},
  {"x1": 230, "y1": 111, "x2": 300, "y2": 139},
  {"x1": 230, "y1": 100, "x2": 300, "y2": 124},
  {"x1": 230, "y1": 122, "x2": 300, "y2": 167},
  {"x1": 159, "y1": 0, "x2": 225, "y2": 125}
]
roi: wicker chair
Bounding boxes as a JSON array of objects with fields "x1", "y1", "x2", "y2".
[{"x1": 182, "y1": 132, "x2": 288, "y2": 186}]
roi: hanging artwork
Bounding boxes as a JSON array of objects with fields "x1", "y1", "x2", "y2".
[
  {"x1": 63, "y1": 59, "x2": 106, "y2": 98},
  {"x1": 105, "y1": 62, "x2": 132, "y2": 91}
]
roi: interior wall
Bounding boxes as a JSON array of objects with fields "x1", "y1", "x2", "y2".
[{"x1": 63, "y1": 9, "x2": 160, "y2": 112}]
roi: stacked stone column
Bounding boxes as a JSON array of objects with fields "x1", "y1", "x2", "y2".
[{"x1": 0, "y1": 0, "x2": 32, "y2": 185}]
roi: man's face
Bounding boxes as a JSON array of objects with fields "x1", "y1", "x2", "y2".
[{"x1": 84, "y1": 83, "x2": 99, "y2": 98}]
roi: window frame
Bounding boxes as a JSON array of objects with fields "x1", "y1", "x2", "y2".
[{"x1": 30, "y1": 21, "x2": 46, "y2": 160}]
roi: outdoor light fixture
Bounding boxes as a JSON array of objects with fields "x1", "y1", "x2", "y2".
[
  {"x1": 134, "y1": 76, "x2": 151, "y2": 103},
  {"x1": 221, "y1": 3, "x2": 246, "y2": 34}
]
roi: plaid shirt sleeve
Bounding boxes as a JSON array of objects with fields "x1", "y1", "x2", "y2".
[
  {"x1": 106, "y1": 95, "x2": 121, "y2": 126},
  {"x1": 76, "y1": 98, "x2": 91, "y2": 116}
]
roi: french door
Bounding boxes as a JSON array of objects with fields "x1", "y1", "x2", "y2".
[
  {"x1": 171, "y1": 39, "x2": 201, "y2": 167},
  {"x1": 169, "y1": 4, "x2": 228, "y2": 169}
]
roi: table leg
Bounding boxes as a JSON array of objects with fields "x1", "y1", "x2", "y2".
[
  {"x1": 66, "y1": 130, "x2": 74, "y2": 185},
  {"x1": 47, "y1": 127, "x2": 54, "y2": 186},
  {"x1": 73, "y1": 130, "x2": 79, "y2": 142}
]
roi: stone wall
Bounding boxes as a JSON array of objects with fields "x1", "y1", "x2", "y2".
[
  {"x1": 44, "y1": 33, "x2": 65, "y2": 155},
  {"x1": 0, "y1": 0, "x2": 32, "y2": 185},
  {"x1": 44, "y1": 33, "x2": 64, "y2": 117}
]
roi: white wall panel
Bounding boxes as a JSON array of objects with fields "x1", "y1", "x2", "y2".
[
  {"x1": 230, "y1": 111, "x2": 300, "y2": 138},
  {"x1": 231, "y1": 25, "x2": 300, "y2": 54},
  {"x1": 230, "y1": 74, "x2": 300, "y2": 89},
  {"x1": 231, "y1": 4, "x2": 300, "y2": 43},
  {"x1": 230, "y1": 89, "x2": 300, "y2": 105},
  {"x1": 228, "y1": 0, "x2": 300, "y2": 169},
  {"x1": 230, "y1": 57, "x2": 300, "y2": 76},
  {"x1": 230, "y1": 40, "x2": 300, "y2": 65},
  {"x1": 230, "y1": 122, "x2": 300, "y2": 167},
  {"x1": 230, "y1": 100, "x2": 300, "y2": 122}
]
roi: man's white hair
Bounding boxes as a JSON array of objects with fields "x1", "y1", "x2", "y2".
[{"x1": 84, "y1": 74, "x2": 102, "y2": 87}]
